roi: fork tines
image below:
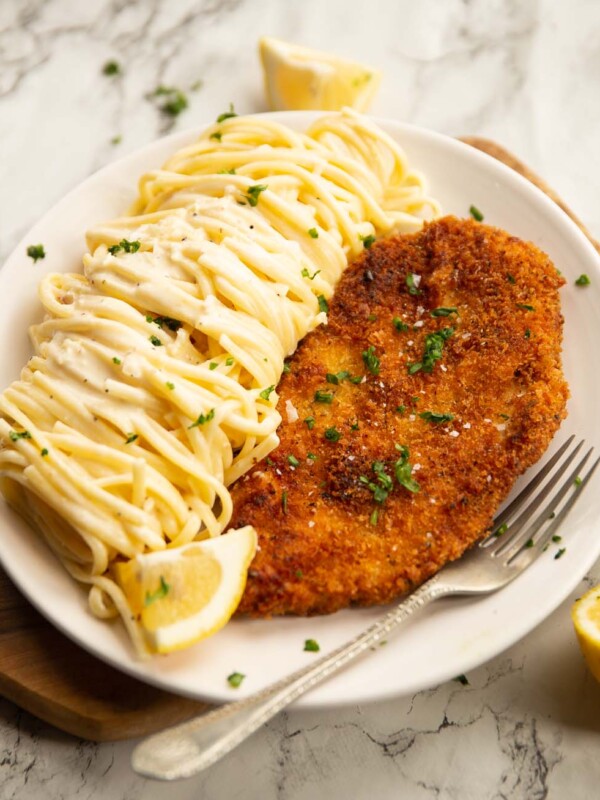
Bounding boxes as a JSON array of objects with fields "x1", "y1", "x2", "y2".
[{"x1": 481, "y1": 436, "x2": 600, "y2": 563}]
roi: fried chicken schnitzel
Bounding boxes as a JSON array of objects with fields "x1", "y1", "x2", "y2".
[{"x1": 231, "y1": 216, "x2": 568, "y2": 617}]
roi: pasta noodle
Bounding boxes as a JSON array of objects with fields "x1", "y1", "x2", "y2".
[{"x1": 0, "y1": 109, "x2": 440, "y2": 653}]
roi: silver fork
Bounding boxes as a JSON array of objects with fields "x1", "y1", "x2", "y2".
[{"x1": 132, "y1": 435, "x2": 598, "y2": 781}]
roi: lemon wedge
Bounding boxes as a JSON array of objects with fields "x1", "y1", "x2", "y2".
[
  {"x1": 571, "y1": 584, "x2": 600, "y2": 681},
  {"x1": 113, "y1": 526, "x2": 256, "y2": 654},
  {"x1": 259, "y1": 36, "x2": 381, "y2": 112}
]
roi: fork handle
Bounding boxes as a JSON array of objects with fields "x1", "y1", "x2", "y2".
[{"x1": 132, "y1": 576, "x2": 451, "y2": 781}]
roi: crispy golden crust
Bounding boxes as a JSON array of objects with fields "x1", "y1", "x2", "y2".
[{"x1": 231, "y1": 216, "x2": 569, "y2": 617}]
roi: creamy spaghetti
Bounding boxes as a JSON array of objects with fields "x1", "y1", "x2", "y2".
[{"x1": 0, "y1": 110, "x2": 440, "y2": 653}]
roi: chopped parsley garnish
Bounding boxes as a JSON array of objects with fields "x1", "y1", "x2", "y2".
[
  {"x1": 405, "y1": 273, "x2": 421, "y2": 296},
  {"x1": 516, "y1": 303, "x2": 535, "y2": 311},
  {"x1": 288, "y1": 454, "x2": 300, "y2": 468},
  {"x1": 149, "y1": 335, "x2": 162, "y2": 346},
  {"x1": 209, "y1": 362, "x2": 218, "y2": 370},
  {"x1": 430, "y1": 307, "x2": 458, "y2": 318},
  {"x1": 524, "y1": 328, "x2": 531, "y2": 339},
  {"x1": 362, "y1": 345, "x2": 380, "y2": 375},
  {"x1": 166, "y1": 381, "x2": 175, "y2": 390},
  {"x1": 367, "y1": 314, "x2": 377, "y2": 322},
  {"x1": 227, "y1": 672, "x2": 245, "y2": 688},
  {"x1": 419, "y1": 411, "x2": 454, "y2": 424},
  {"x1": 552, "y1": 535, "x2": 562, "y2": 543},
  {"x1": 408, "y1": 327, "x2": 454, "y2": 375},
  {"x1": 283, "y1": 361, "x2": 291, "y2": 374},
  {"x1": 324, "y1": 426, "x2": 341, "y2": 442},
  {"x1": 393, "y1": 317, "x2": 409, "y2": 333},
  {"x1": 307, "y1": 452, "x2": 318, "y2": 461},
  {"x1": 125, "y1": 433, "x2": 138, "y2": 444},
  {"x1": 574, "y1": 476, "x2": 583, "y2": 487},
  {"x1": 469, "y1": 205, "x2": 484, "y2": 221},
  {"x1": 26, "y1": 244, "x2": 45, "y2": 263},
  {"x1": 394, "y1": 444, "x2": 420, "y2": 493},
  {"x1": 41, "y1": 448, "x2": 48, "y2": 457},
  {"x1": 525, "y1": 538, "x2": 534, "y2": 548},
  {"x1": 308, "y1": 228, "x2": 319, "y2": 239},
  {"x1": 301, "y1": 268, "x2": 321, "y2": 280},
  {"x1": 9, "y1": 430, "x2": 31, "y2": 442},
  {"x1": 282, "y1": 490, "x2": 288, "y2": 514},
  {"x1": 350, "y1": 420, "x2": 360, "y2": 430},
  {"x1": 506, "y1": 273, "x2": 516, "y2": 284},
  {"x1": 369, "y1": 508, "x2": 379, "y2": 526},
  {"x1": 102, "y1": 60, "x2": 120, "y2": 76},
  {"x1": 304, "y1": 639, "x2": 320, "y2": 652},
  {"x1": 454, "y1": 674, "x2": 469, "y2": 685},
  {"x1": 110, "y1": 135, "x2": 122, "y2": 145},
  {"x1": 210, "y1": 132, "x2": 222, "y2": 141},
  {"x1": 494, "y1": 523, "x2": 508, "y2": 537},
  {"x1": 148, "y1": 315, "x2": 182, "y2": 332},
  {"x1": 259, "y1": 385, "x2": 276, "y2": 401},
  {"x1": 189, "y1": 408, "x2": 215, "y2": 428},
  {"x1": 218, "y1": 168, "x2": 237, "y2": 175},
  {"x1": 359, "y1": 233, "x2": 376, "y2": 249},
  {"x1": 359, "y1": 461, "x2": 393, "y2": 505},
  {"x1": 314, "y1": 390, "x2": 334, "y2": 404},
  {"x1": 575, "y1": 274, "x2": 591, "y2": 286},
  {"x1": 108, "y1": 239, "x2": 140, "y2": 255},
  {"x1": 144, "y1": 576, "x2": 170, "y2": 606},
  {"x1": 216, "y1": 103, "x2": 237, "y2": 123},
  {"x1": 296, "y1": 569, "x2": 303, "y2": 578},
  {"x1": 153, "y1": 86, "x2": 188, "y2": 116},
  {"x1": 325, "y1": 370, "x2": 362, "y2": 386},
  {"x1": 396, "y1": 405, "x2": 406, "y2": 415},
  {"x1": 225, "y1": 356, "x2": 234, "y2": 366},
  {"x1": 112, "y1": 357, "x2": 121, "y2": 365},
  {"x1": 317, "y1": 295, "x2": 329, "y2": 313},
  {"x1": 554, "y1": 547, "x2": 566, "y2": 560},
  {"x1": 245, "y1": 184, "x2": 268, "y2": 207},
  {"x1": 304, "y1": 416, "x2": 315, "y2": 429}
]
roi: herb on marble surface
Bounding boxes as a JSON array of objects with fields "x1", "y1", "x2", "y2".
[
  {"x1": 575, "y1": 274, "x2": 591, "y2": 286},
  {"x1": 102, "y1": 60, "x2": 121, "y2": 76},
  {"x1": 153, "y1": 86, "x2": 189, "y2": 117},
  {"x1": 26, "y1": 244, "x2": 45, "y2": 263},
  {"x1": 454, "y1": 674, "x2": 469, "y2": 685},
  {"x1": 554, "y1": 547, "x2": 566, "y2": 560},
  {"x1": 304, "y1": 639, "x2": 320, "y2": 652},
  {"x1": 227, "y1": 672, "x2": 245, "y2": 688}
]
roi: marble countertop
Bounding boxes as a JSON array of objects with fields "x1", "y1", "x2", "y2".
[{"x1": 1, "y1": 0, "x2": 600, "y2": 797}]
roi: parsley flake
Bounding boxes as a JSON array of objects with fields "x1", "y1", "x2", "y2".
[
  {"x1": 469, "y1": 205, "x2": 484, "y2": 221},
  {"x1": 210, "y1": 132, "x2": 223, "y2": 141},
  {"x1": 245, "y1": 184, "x2": 268, "y2": 207},
  {"x1": 9, "y1": 430, "x2": 31, "y2": 442},
  {"x1": 41, "y1": 448, "x2": 48, "y2": 457},
  {"x1": 304, "y1": 639, "x2": 320, "y2": 652},
  {"x1": 149, "y1": 335, "x2": 162, "y2": 346},
  {"x1": 554, "y1": 547, "x2": 566, "y2": 560},
  {"x1": 225, "y1": 356, "x2": 234, "y2": 366},
  {"x1": 108, "y1": 239, "x2": 140, "y2": 255},
  {"x1": 575, "y1": 274, "x2": 591, "y2": 286},
  {"x1": 408, "y1": 327, "x2": 454, "y2": 374},
  {"x1": 166, "y1": 381, "x2": 175, "y2": 390},
  {"x1": 394, "y1": 444, "x2": 420, "y2": 493},
  {"x1": 227, "y1": 671, "x2": 245, "y2": 688},
  {"x1": 419, "y1": 411, "x2": 454, "y2": 424},
  {"x1": 216, "y1": 103, "x2": 237, "y2": 123},
  {"x1": 317, "y1": 295, "x2": 329, "y2": 313},
  {"x1": 304, "y1": 416, "x2": 315, "y2": 429},
  {"x1": 516, "y1": 303, "x2": 535, "y2": 312},
  {"x1": 112, "y1": 357, "x2": 121, "y2": 365},
  {"x1": 288, "y1": 454, "x2": 300, "y2": 468},
  {"x1": 362, "y1": 345, "x2": 380, "y2": 375},
  {"x1": 189, "y1": 409, "x2": 215, "y2": 428},
  {"x1": 314, "y1": 390, "x2": 334, "y2": 404},
  {"x1": 393, "y1": 317, "x2": 409, "y2": 332},
  {"x1": 430, "y1": 307, "x2": 458, "y2": 318},
  {"x1": 405, "y1": 273, "x2": 421, "y2": 296},
  {"x1": 359, "y1": 233, "x2": 376, "y2": 249},
  {"x1": 102, "y1": 60, "x2": 120, "y2": 76},
  {"x1": 308, "y1": 228, "x2": 319, "y2": 239},
  {"x1": 282, "y1": 490, "x2": 288, "y2": 514},
  {"x1": 144, "y1": 575, "x2": 170, "y2": 606},
  {"x1": 124, "y1": 433, "x2": 138, "y2": 444},
  {"x1": 260, "y1": 385, "x2": 275, "y2": 401},
  {"x1": 454, "y1": 674, "x2": 469, "y2": 685},
  {"x1": 27, "y1": 244, "x2": 46, "y2": 263},
  {"x1": 301, "y1": 268, "x2": 321, "y2": 280},
  {"x1": 153, "y1": 86, "x2": 188, "y2": 116},
  {"x1": 324, "y1": 426, "x2": 341, "y2": 442}
]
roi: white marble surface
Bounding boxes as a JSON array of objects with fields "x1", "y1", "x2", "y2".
[{"x1": 1, "y1": 0, "x2": 600, "y2": 797}]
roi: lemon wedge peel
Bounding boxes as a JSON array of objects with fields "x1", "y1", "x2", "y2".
[
  {"x1": 114, "y1": 525, "x2": 257, "y2": 654},
  {"x1": 259, "y1": 36, "x2": 381, "y2": 113},
  {"x1": 571, "y1": 584, "x2": 600, "y2": 682}
]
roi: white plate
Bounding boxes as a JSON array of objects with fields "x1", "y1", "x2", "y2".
[{"x1": 1, "y1": 113, "x2": 599, "y2": 708}]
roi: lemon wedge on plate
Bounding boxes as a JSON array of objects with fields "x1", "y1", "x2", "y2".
[
  {"x1": 259, "y1": 36, "x2": 381, "y2": 112},
  {"x1": 113, "y1": 526, "x2": 256, "y2": 654},
  {"x1": 571, "y1": 584, "x2": 600, "y2": 681}
]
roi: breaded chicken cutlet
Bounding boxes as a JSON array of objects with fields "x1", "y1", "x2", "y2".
[{"x1": 231, "y1": 216, "x2": 568, "y2": 617}]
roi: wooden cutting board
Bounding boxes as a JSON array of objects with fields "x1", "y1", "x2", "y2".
[{"x1": 0, "y1": 139, "x2": 597, "y2": 743}]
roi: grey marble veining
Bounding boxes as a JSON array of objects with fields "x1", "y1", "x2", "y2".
[{"x1": 1, "y1": 0, "x2": 600, "y2": 798}]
